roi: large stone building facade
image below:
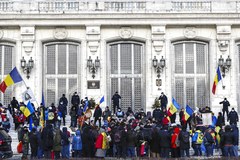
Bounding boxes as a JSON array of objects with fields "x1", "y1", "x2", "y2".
[{"x1": 0, "y1": 0, "x2": 240, "y2": 114}]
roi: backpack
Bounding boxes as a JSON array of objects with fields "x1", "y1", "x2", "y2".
[
  {"x1": 181, "y1": 132, "x2": 190, "y2": 143},
  {"x1": 174, "y1": 134, "x2": 180, "y2": 147},
  {"x1": 196, "y1": 132, "x2": 203, "y2": 144},
  {"x1": 142, "y1": 128, "x2": 152, "y2": 142},
  {"x1": 114, "y1": 130, "x2": 122, "y2": 143}
]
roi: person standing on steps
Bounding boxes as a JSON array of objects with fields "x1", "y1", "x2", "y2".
[
  {"x1": 112, "y1": 91, "x2": 121, "y2": 114},
  {"x1": 159, "y1": 92, "x2": 168, "y2": 111},
  {"x1": 219, "y1": 98, "x2": 230, "y2": 119}
]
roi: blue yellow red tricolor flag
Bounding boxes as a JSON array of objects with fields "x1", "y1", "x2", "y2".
[
  {"x1": 212, "y1": 66, "x2": 222, "y2": 94},
  {"x1": 184, "y1": 105, "x2": 194, "y2": 121},
  {"x1": 20, "y1": 101, "x2": 35, "y2": 117},
  {"x1": 167, "y1": 97, "x2": 180, "y2": 116},
  {"x1": 0, "y1": 67, "x2": 23, "y2": 93}
]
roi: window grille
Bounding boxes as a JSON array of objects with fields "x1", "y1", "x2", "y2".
[{"x1": 173, "y1": 41, "x2": 208, "y2": 108}]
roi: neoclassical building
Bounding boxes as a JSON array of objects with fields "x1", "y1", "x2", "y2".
[{"x1": 0, "y1": 0, "x2": 239, "y2": 114}]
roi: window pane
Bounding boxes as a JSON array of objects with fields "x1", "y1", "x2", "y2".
[
  {"x1": 197, "y1": 77, "x2": 206, "y2": 108},
  {"x1": 175, "y1": 44, "x2": 183, "y2": 73},
  {"x1": 69, "y1": 78, "x2": 77, "y2": 94},
  {"x1": 69, "y1": 45, "x2": 77, "y2": 74},
  {"x1": 134, "y1": 44, "x2": 141, "y2": 74},
  {"x1": 47, "y1": 45, "x2": 56, "y2": 74},
  {"x1": 239, "y1": 45, "x2": 240, "y2": 74},
  {"x1": 47, "y1": 79, "x2": 55, "y2": 106},
  {"x1": 4, "y1": 86, "x2": 12, "y2": 105},
  {"x1": 0, "y1": 45, "x2": 2, "y2": 75},
  {"x1": 134, "y1": 78, "x2": 141, "y2": 111},
  {"x1": 4, "y1": 45, "x2": 12, "y2": 74},
  {"x1": 186, "y1": 78, "x2": 194, "y2": 107},
  {"x1": 196, "y1": 43, "x2": 205, "y2": 73},
  {"x1": 175, "y1": 78, "x2": 184, "y2": 108},
  {"x1": 58, "y1": 79, "x2": 66, "y2": 102},
  {"x1": 110, "y1": 45, "x2": 118, "y2": 74},
  {"x1": 185, "y1": 43, "x2": 194, "y2": 73},
  {"x1": 58, "y1": 44, "x2": 66, "y2": 74},
  {"x1": 120, "y1": 44, "x2": 132, "y2": 74},
  {"x1": 111, "y1": 78, "x2": 118, "y2": 99},
  {"x1": 121, "y1": 78, "x2": 132, "y2": 111}
]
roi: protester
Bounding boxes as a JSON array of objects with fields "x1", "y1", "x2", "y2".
[
  {"x1": 53, "y1": 127, "x2": 62, "y2": 159},
  {"x1": 179, "y1": 127, "x2": 190, "y2": 157},
  {"x1": 159, "y1": 92, "x2": 168, "y2": 110},
  {"x1": 29, "y1": 127, "x2": 38, "y2": 159},
  {"x1": 112, "y1": 91, "x2": 121, "y2": 113},
  {"x1": 93, "y1": 105, "x2": 102, "y2": 127},
  {"x1": 21, "y1": 125, "x2": 29, "y2": 160},
  {"x1": 228, "y1": 108, "x2": 238, "y2": 125},
  {"x1": 71, "y1": 92, "x2": 80, "y2": 107},
  {"x1": 219, "y1": 98, "x2": 230, "y2": 118},
  {"x1": 72, "y1": 130, "x2": 82, "y2": 158}
]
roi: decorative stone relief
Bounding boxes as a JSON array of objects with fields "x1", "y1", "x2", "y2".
[
  {"x1": 86, "y1": 26, "x2": 100, "y2": 53},
  {"x1": 119, "y1": 27, "x2": 133, "y2": 39},
  {"x1": 151, "y1": 25, "x2": 165, "y2": 54},
  {"x1": 21, "y1": 26, "x2": 35, "y2": 54},
  {"x1": 217, "y1": 25, "x2": 231, "y2": 53},
  {"x1": 183, "y1": 27, "x2": 197, "y2": 39},
  {"x1": 53, "y1": 28, "x2": 68, "y2": 40},
  {"x1": 218, "y1": 40, "x2": 229, "y2": 52}
]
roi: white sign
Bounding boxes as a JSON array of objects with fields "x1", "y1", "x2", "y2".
[{"x1": 202, "y1": 113, "x2": 212, "y2": 126}]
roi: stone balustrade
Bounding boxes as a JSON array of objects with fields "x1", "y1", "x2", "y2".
[{"x1": 0, "y1": 0, "x2": 238, "y2": 13}]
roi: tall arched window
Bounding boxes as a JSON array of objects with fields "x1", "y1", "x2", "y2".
[
  {"x1": 44, "y1": 42, "x2": 80, "y2": 106},
  {"x1": 172, "y1": 41, "x2": 209, "y2": 108},
  {"x1": 0, "y1": 43, "x2": 14, "y2": 105},
  {"x1": 108, "y1": 41, "x2": 144, "y2": 111}
]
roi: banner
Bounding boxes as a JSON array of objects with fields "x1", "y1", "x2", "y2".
[{"x1": 22, "y1": 88, "x2": 36, "y2": 105}]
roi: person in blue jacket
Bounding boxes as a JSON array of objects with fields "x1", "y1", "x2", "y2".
[{"x1": 72, "y1": 130, "x2": 82, "y2": 158}]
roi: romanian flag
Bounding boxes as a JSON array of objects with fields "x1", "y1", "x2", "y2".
[
  {"x1": 20, "y1": 101, "x2": 35, "y2": 117},
  {"x1": 0, "y1": 67, "x2": 23, "y2": 93},
  {"x1": 167, "y1": 97, "x2": 180, "y2": 116},
  {"x1": 83, "y1": 100, "x2": 89, "y2": 112},
  {"x1": 212, "y1": 66, "x2": 222, "y2": 95},
  {"x1": 99, "y1": 96, "x2": 104, "y2": 104},
  {"x1": 184, "y1": 105, "x2": 194, "y2": 121}
]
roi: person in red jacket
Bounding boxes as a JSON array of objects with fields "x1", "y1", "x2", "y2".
[{"x1": 171, "y1": 126, "x2": 181, "y2": 158}]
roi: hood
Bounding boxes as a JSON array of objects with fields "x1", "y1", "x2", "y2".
[
  {"x1": 76, "y1": 130, "x2": 81, "y2": 136},
  {"x1": 173, "y1": 127, "x2": 180, "y2": 134},
  {"x1": 62, "y1": 127, "x2": 67, "y2": 133}
]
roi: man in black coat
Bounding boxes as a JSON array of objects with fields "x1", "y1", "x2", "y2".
[
  {"x1": 29, "y1": 127, "x2": 38, "y2": 159},
  {"x1": 112, "y1": 91, "x2": 121, "y2": 114},
  {"x1": 159, "y1": 125, "x2": 171, "y2": 158},
  {"x1": 228, "y1": 108, "x2": 238, "y2": 125},
  {"x1": 152, "y1": 108, "x2": 161, "y2": 122},
  {"x1": 159, "y1": 92, "x2": 168, "y2": 111},
  {"x1": 178, "y1": 127, "x2": 190, "y2": 157},
  {"x1": 11, "y1": 97, "x2": 19, "y2": 115},
  {"x1": 93, "y1": 105, "x2": 102, "y2": 127},
  {"x1": 219, "y1": 98, "x2": 230, "y2": 118},
  {"x1": 41, "y1": 124, "x2": 54, "y2": 159},
  {"x1": 71, "y1": 92, "x2": 80, "y2": 107}
]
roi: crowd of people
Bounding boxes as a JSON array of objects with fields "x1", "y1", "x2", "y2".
[{"x1": 0, "y1": 92, "x2": 239, "y2": 159}]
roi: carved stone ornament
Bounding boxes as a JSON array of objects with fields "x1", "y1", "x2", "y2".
[
  {"x1": 23, "y1": 42, "x2": 34, "y2": 54},
  {"x1": 183, "y1": 27, "x2": 197, "y2": 39},
  {"x1": 218, "y1": 40, "x2": 229, "y2": 52},
  {"x1": 119, "y1": 27, "x2": 133, "y2": 39},
  {"x1": 88, "y1": 41, "x2": 99, "y2": 53},
  {"x1": 53, "y1": 28, "x2": 68, "y2": 40},
  {"x1": 153, "y1": 40, "x2": 164, "y2": 54},
  {"x1": 0, "y1": 29, "x2": 3, "y2": 39}
]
